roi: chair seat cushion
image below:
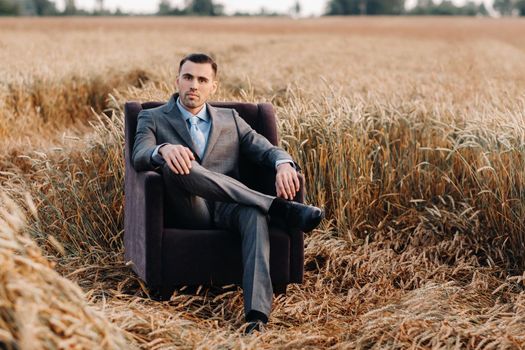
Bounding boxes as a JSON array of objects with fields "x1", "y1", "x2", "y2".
[{"x1": 161, "y1": 226, "x2": 290, "y2": 286}]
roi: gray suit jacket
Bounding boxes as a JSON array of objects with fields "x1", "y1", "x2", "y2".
[{"x1": 132, "y1": 94, "x2": 294, "y2": 180}]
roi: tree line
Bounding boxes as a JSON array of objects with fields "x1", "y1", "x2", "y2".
[
  {"x1": 0, "y1": 0, "x2": 117, "y2": 16},
  {"x1": 1, "y1": 0, "x2": 524, "y2": 17},
  {"x1": 326, "y1": 0, "x2": 525, "y2": 16}
]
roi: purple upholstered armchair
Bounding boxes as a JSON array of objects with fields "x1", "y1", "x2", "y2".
[{"x1": 124, "y1": 101, "x2": 305, "y2": 300}]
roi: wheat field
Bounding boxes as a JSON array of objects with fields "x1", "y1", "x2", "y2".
[{"x1": 1, "y1": 16, "x2": 525, "y2": 349}]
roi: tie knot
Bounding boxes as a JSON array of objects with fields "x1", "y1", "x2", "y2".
[{"x1": 189, "y1": 116, "x2": 199, "y2": 125}]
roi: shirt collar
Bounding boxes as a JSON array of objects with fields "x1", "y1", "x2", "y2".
[{"x1": 176, "y1": 97, "x2": 210, "y2": 123}]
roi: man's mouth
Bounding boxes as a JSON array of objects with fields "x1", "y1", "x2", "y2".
[{"x1": 187, "y1": 93, "x2": 198, "y2": 98}]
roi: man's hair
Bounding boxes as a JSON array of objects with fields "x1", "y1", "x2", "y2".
[{"x1": 179, "y1": 53, "x2": 218, "y2": 76}]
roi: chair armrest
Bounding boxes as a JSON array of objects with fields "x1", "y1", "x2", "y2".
[
  {"x1": 293, "y1": 172, "x2": 305, "y2": 204},
  {"x1": 288, "y1": 172, "x2": 305, "y2": 283},
  {"x1": 124, "y1": 169, "x2": 164, "y2": 286}
]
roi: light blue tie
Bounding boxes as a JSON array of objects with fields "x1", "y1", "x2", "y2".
[{"x1": 189, "y1": 116, "x2": 206, "y2": 159}]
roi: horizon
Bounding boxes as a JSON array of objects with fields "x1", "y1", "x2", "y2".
[{"x1": 53, "y1": 0, "x2": 496, "y2": 16}]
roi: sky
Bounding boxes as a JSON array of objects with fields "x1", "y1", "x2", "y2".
[{"x1": 55, "y1": 0, "x2": 494, "y2": 16}]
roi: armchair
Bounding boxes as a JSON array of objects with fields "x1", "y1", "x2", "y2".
[{"x1": 124, "y1": 100, "x2": 305, "y2": 300}]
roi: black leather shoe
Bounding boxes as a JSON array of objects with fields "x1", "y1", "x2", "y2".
[
  {"x1": 244, "y1": 310, "x2": 267, "y2": 335},
  {"x1": 269, "y1": 198, "x2": 324, "y2": 233}
]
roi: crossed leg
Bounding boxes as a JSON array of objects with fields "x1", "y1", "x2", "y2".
[{"x1": 162, "y1": 161, "x2": 274, "y2": 214}]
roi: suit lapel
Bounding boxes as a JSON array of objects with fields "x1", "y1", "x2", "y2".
[
  {"x1": 162, "y1": 94, "x2": 199, "y2": 157},
  {"x1": 202, "y1": 104, "x2": 223, "y2": 162}
]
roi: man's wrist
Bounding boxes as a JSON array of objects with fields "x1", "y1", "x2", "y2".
[
  {"x1": 151, "y1": 143, "x2": 169, "y2": 166},
  {"x1": 275, "y1": 159, "x2": 295, "y2": 170},
  {"x1": 158, "y1": 144, "x2": 167, "y2": 156},
  {"x1": 277, "y1": 162, "x2": 292, "y2": 169}
]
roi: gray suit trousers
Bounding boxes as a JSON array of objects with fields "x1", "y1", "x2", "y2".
[{"x1": 162, "y1": 161, "x2": 275, "y2": 317}]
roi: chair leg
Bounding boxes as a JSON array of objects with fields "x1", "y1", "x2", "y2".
[
  {"x1": 149, "y1": 285, "x2": 175, "y2": 301},
  {"x1": 273, "y1": 284, "x2": 287, "y2": 295}
]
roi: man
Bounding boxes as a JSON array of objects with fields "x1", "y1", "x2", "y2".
[{"x1": 132, "y1": 53, "x2": 323, "y2": 333}]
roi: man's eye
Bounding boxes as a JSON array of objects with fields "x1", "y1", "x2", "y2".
[{"x1": 199, "y1": 78, "x2": 207, "y2": 83}]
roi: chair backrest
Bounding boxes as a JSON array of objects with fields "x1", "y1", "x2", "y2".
[{"x1": 124, "y1": 100, "x2": 279, "y2": 195}]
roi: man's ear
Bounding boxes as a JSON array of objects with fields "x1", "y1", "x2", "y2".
[
  {"x1": 175, "y1": 75, "x2": 180, "y2": 90},
  {"x1": 211, "y1": 79, "x2": 218, "y2": 94}
]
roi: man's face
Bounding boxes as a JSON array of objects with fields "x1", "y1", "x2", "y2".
[{"x1": 176, "y1": 61, "x2": 218, "y2": 113}]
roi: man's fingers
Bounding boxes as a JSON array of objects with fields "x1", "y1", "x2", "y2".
[
  {"x1": 181, "y1": 147, "x2": 195, "y2": 163},
  {"x1": 277, "y1": 171, "x2": 301, "y2": 200},
  {"x1": 173, "y1": 160, "x2": 184, "y2": 175},
  {"x1": 175, "y1": 152, "x2": 190, "y2": 174},
  {"x1": 282, "y1": 174, "x2": 293, "y2": 199},
  {"x1": 181, "y1": 152, "x2": 193, "y2": 171},
  {"x1": 167, "y1": 158, "x2": 179, "y2": 174},
  {"x1": 174, "y1": 152, "x2": 190, "y2": 174},
  {"x1": 169, "y1": 154, "x2": 185, "y2": 174},
  {"x1": 276, "y1": 177, "x2": 288, "y2": 199},
  {"x1": 292, "y1": 172, "x2": 300, "y2": 192},
  {"x1": 184, "y1": 148, "x2": 195, "y2": 161},
  {"x1": 288, "y1": 174, "x2": 296, "y2": 197},
  {"x1": 284, "y1": 177, "x2": 292, "y2": 200}
]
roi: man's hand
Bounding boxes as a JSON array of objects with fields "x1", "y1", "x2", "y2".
[
  {"x1": 159, "y1": 144, "x2": 195, "y2": 175},
  {"x1": 275, "y1": 163, "x2": 300, "y2": 200}
]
